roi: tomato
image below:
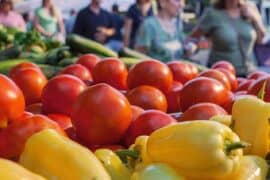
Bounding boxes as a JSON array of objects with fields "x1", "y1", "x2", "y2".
[
  {"x1": 248, "y1": 76, "x2": 270, "y2": 102},
  {"x1": 47, "y1": 114, "x2": 72, "y2": 130},
  {"x1": 220, "y1": 92, "x2": 234, "y2": 114},
  {"x1": 26, "y1": 103, "x2": 42, "y2": 114},
  {"x1": 59, "y1": 64, "x2": 93, "y2": 81},
  {"x1": 179, "y1": 103, "x2": 227, "y2": 121},
  {"x1": 126, "y1": 85, "x2": 168, "y2": 112},
  {"x1": 92, "y1": 58, "x2": 128, "y2": 90},
  {"x1": 11, "y1": 68, "x2": 47, "y2": 106},
  {"x1": 65, "y1": 127, "x2": 77, "y2": 141},
  {"x1": 237, "y1": 79, "x2": 254, "y2": 92},
  {"x1": 41, "y1": 75, "x2": 86, "y2": 116},
  {"x1": 124, "y1": 110, "x2": 176, "y2": 146},
  {"x1": 235, "y1": 91, "x2": 247, "y2": 96},
  {"x1": 72, "y1": 83, "x2": 132, "y2": 145},
  {"x1": 9, "y1": 62, "x2": 41, "y2": 78},
  {"x1": 211, "y1": 61, "x2": 236, "y2": 75},
  {"x1": 237, "y1": 77, "x2": 247, "y2": 85},
  {"x1": 199, "y1": 69, "x2": 231, "y2": 90},
  {"x1": 164, "y1": 81, "x2": 183, "y2": 113},
  {"x1": 15, "y1": 111, "x2": 33, "y2": 121},
  {"x1": 127, "y1": 60, "x2": 173, "y2": 93},
  {"x1": 180, "y1": 77, "x2": 231, "y2": 111},
  {"x1": 131, "y1": 105, "x2": 144, "y2": 122},
  {"x1": 167, "y1": 61, "x2": 195, "y2": 84},
  {"x1": 76, "y1": 54, "x2": 101, "y2": 73},
  {"x1": 216, "y1": 68, "x2": 238, "y2": 91},
  {"x1": 0, "y1": 75, "x2": 25, "y2": 128},
  {"x1": 247, "y1": 71, "x2": 269, "y2": 80},
  {"x1": 187, "y1": 63, "x2": 199, "y2": 78},
  {"x1": 0, "y1": 115, "x2": 65, "y2": 160}
]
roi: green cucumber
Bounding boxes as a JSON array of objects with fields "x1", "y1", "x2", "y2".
[
  {"x1": 0, "y1": 59, "x2": 29, "y2": 75},
  {"x1": 66, "y1": 34, "x2": 118, "y2": 57},
  {"x1": 38, "y1": 64, "x2": 63, "y2": 79},
  {"x1": 118, "y1": 47, "x2": 151, "y2": 59},
  {"x1": 120, "y1": 57, "x2": 143, "y2": 68},
  {"x1": 0, "y1": 46, "x2": 22, "y2": 60},
  {"x1": 58, "y1": 57, "x2": 78, "y2": 66}
]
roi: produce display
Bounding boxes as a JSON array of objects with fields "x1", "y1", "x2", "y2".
[{"x1": 0, "y1": 25, "x2": 269, "y2": 180}]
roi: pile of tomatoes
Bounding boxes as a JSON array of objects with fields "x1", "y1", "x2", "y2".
[{"x1": 0, "y1": 54, "x2": 269, "y2": 160}]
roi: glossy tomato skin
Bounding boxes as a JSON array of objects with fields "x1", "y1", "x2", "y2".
[
  {"x1": 180, "y1": 77, "x2": 231, "y2": 111},
  {"x1": 199, "y1": 69, "x2": 231, "y2": 90},
  {"x1": 248, "y1": 76, "x2": 270, "y2": 102},
  {"x1": 247, "y1": 71, "x2": 269, "y2": 80},
  {"x1": 11, "y1": 68, "x2": 47, "y2": 106},
  {"x1": 216, "y1": 68, "x2": 238, "y2": 91},
  {"x1": 59, "y1": 64, "x2": 93, "y2": 81},
  {"x1": 131, "y1": 105, "x2": 144, "y2": 122},
  {"x1": 187, "y1": 63, "x2": 199, "y2": 78},
  {"x1": 15, "y1": 111, "x2": 33, "y2": 121},
  {"x1": 237, "y1": 77, "x2": 247, "y2": 85},
  {"x1": 164, "y1": 81, "x2": 183, "y2": 113},
  {"x1": 26, "y1": 103, "x2": 42, "y2": 114},
  {"x1": 76, "y1": 54, "x2": 101, "y2": 73},
  {"x1": 237, "y1": 79, "x2": 254, "y2": 92},
  {"x1": 127, "y1": 60, "x2": 173, "y2": 93},
  {"x1": 0, "y1": 75, "x2": 25, "y2": 127},
  {"x1": 167, "y1": 61, "x2": 195, "y2": 84},
  {"x1": 126, "y1": 85, "x2": 168, "y2": 112},
  {"x1": 9, "y1": 62, "x2": 41, "y2": 78},
  {"x1": 47, "y1": 114, "x2": 72, "y2": 130},
  {"x1": 211, "y1": 61, "x2": 236, "y2": 75},
  {"x1": 92, "y1": 58, "x2": 128, "y2": 90},
  {"x1": 0, "y1": 115, "x2": 65, "y2": 160},
  {"x1": 124, "y1": 110, "x2": 176, "y2": 146},
  {"x1": 72, "y1": 83, "x2": 132, "y2": 146},
  {"x1": 179, "y1": 103, "x2": 227, "y2": 121},
  {"x1": 41, "y1": 75, "x2": 86, "y2": 116}
]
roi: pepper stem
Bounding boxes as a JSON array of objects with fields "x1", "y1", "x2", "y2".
[
  {"x1": 225, "y1": 142, "x2": 249, "y2": 154},
  {"x1": 115, "y1": 149, "x2": 139, "y2": 164}
]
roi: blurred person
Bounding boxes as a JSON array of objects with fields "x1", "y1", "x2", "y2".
[
  {"x1": 191, "y1": 0, "x2": 266, "y2": 76},
  {"x1": 22, "y1": 13, "x2": 32, "y2": 31},
  {"x1": 0, "y1": 0, "x2": 26, "y2": 31},
  {"x1": 73, "y1": 0, "x2": 115, "y2": 44},
  {"x1": 123, "y1": 0, "x2": 154, "y2": 48},
  {"x1": 65, "y1": 9, "x2": 76, "y2": 34},
  {"x1": 135, "y1": 0, "x2": 193, "y2": 62},
  {"x1": 33, "y1": 0, "x2": 65, "y2": 40}
]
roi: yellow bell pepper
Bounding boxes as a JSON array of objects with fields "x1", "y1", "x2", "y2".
[
  {"x1": 19, "y1": 129, "x2": 111, "y2": 180},
  {"x1": 232, "y1": 95, "x2": 270, "y2": 157},
  {"x1": 95, "y1": 149, "x2": 131, "y2": 180},
  {"x1": 209, "y1": 115, "x2": 232, "y2": 127},
  {"x1": 0, "y1": 158, "x2": 46, "y2": 180},
  {"x1": 147, "y1": 121, "x2": 246, "y2": 179},
  {"x1": 131, "y1": 163, "x2": 186, "y2": 180},
  {"x1": 130, "y1": 136, "x2": 152, "y2": 165}
]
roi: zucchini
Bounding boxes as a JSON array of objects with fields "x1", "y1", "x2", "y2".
[
  {"x1": 58, "y1": 57, "x2": 78, "y2": 67},
  {"x1": 118, "y1": 47, "x2": 151, "y2": 59},
  {"x1": 66, "y1": 34, "x2": 118, "y2": 58},
  {"x1": 0, "y1": 59, "x2": 29, "y2": 75},
  {"x1": 19, "y1": 52, "x2": 47, "y2": 64},
  {"x1": 0, "y1": 46, "x2": 21, "y2": 60},
  {"x1": 45, "y1": 46, "x2": 70, "y2": 65}
]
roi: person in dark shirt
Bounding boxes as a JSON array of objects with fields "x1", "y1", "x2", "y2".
[
  {"x1": 123, "y1": 0, "x2": 154, "y2": 48},
  {"x1": 73, "y1": 0, "x2": 115, "y2": 44}
]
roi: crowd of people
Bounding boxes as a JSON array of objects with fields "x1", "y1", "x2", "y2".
[{"x1": 0, "y1": 0, "x2": 269, "y2": 76}]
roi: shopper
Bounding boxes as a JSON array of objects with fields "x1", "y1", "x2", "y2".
[
  {"x1": 191, "y1": 0, "x2": 266, "y2": 76},
  {"x1": 73, "y1": 0, "x2": 115, "y2": 44},
  {"x1": 123, "y1": 0, "x2": 154, "y2": 48},
  {"x1": 33, "y1": 0, "x2": 65, "y2": 39},
  {"x1": 65, "y1": 9, "x2": 77, "y2": 34},
  {"x1": 0, "y1": 0, "x2": 26, "y2": 31}
]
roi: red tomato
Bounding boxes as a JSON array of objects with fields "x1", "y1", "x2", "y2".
[
  {"x1": 248, "y1": 76, "x2": 270, "y2": 102},
  {"x1": 9, "y1": 62, "x2": 42, "y2": 78},
  {"x1": 187, "y1": 63, "x2": 199, "y2": 78},
  {"x1": 76, "y1": 54, "x2": 101, "y2": 73},
  {"x1": 72, "y1": 83, "x2": 132, "y2": 145},
  {"x1": 179, "y1": 103, "x2": 227, "y2": 121},
  {"x1": 0, "y1": 75, "x2": 25, "y2": 128},
  {"x1": 15, "y1": 111, "x2": 33, "y2": 121},
  {"x1": 235, "y1": 91, "x2": 247, "y2": 96},
  {"x1": 124, "y1": 110, "x2": 176, "y2": 146},
  {"x1": 199, "y1": 69, "x2": 231, "y2": 90},
  {"x1": 237, "y1": 77, "x2": 247, "y2": 85},
  {"x1": 0, "y1": 115, "x2": 65, "y2": 160},
  {"x1": 26, "y1": 103, "x2": 42, "y2": 114},
  {"x1": 47, "y1": 114, "x2": 72, "y2": 130},
  {"x1": 167, "y1": 61, "x2": 195, "y2": 84},
  {"x1": 216, "y1": 68, "x2": 238, "y2": 91},
  {"x1": 164, "y1": 81, "x2": 183, "y2": 113},
  {"x1": 211, "y1": 61, "x2": 236, "y2": 75},
  {"x1": 126, "y1": 85, "x2": 168, "y2": 112},
  {"x1": 220, "y1": 91, "x2": 234, "y2": 114},
  {"x1": 41, "y1": 75, "x2": 86, "y2": 116},
  {"x1": 59, "y1": 64, "x2": 93, "y2": 81},
  {"x1": 237, "y1": 80, "x2": 254, "y2": 92},
  {"x1": 127, "y1": 60, "x2": 173, "y2": 93},
  {"x1": 11, "y1": 68, "x2": 47, "y2": 106},
  {"x1": 247, "y1": 71, "x2": 269, "y2": 80},
  {"x1": 131, "y1": 105, "x2": 144, "y2": 122},
  {"x1": 180, "y1": 77, "x2": 231, "y2": 111},
  {"x1": 65, "y1": 127, "x2": 77, "y2": 141},
  {"x1": 92, "y1": 58, "x2": 128, "y2": 90}
]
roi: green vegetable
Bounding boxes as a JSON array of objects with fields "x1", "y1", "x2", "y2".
[
  {"x1": 58, "y1": 57, "x2": 78, "y2": 66},
  {"x1": 118, "y1": 47, "x2": 151, "y2": 59}
]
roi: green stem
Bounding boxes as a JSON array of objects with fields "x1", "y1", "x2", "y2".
[
  {"x1": 225, "y1": 142, "x2": 249, "y2": 154},
  {"x1": 115, "y1": 149, "x2": 139, "y2": 164}
]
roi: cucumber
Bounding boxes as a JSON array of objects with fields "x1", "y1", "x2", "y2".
[
  {"x1": 66, "y1": 34, "x2": 118, "y2": 58},
  {"x1": 19, "y1": 52, "x2": 46, "y2": 64},
  {"x1": 118, "y1": 47, "x2": 151, "y2": 59},
  {"x1": 45, "y1": 46, "x2": 70, "y2": 65},
  {"x1": 58, "y1": 57, "x2": 78, "y2": 66},
  {"x1": 0, "y1": 46, "x2": 21, "y2": 60},
  {"x1": 38, "y1": 64, "x2": 63, "y2": 79},
  {"x1": 120, "y1": 57, "x2": 143, "y2": 68},
  {"x1": 0, "y1": 59, "x2": 29, "y2": 75}
]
